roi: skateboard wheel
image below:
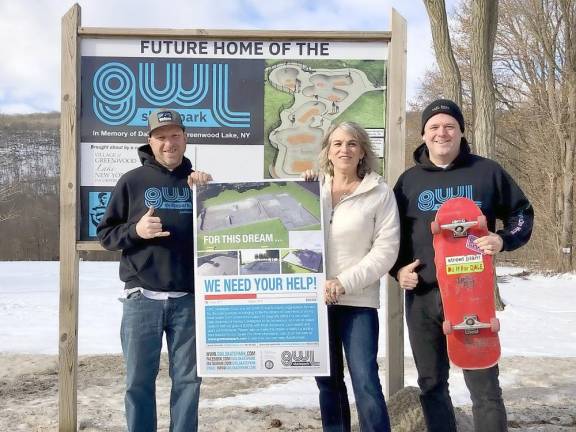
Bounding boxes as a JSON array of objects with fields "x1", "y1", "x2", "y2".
[
  {"x1": 442, "y1": 320, "x2": 453, "y2": 335},
  {"x1": 477, "y1": 215, "x2": 487, "y2": 231},
  {"x1": 431, "y1": 221, "x2": 440, "y2": 235},
  {"x1": 490, "y1": 317, "x2": 500, "y2": 333}
]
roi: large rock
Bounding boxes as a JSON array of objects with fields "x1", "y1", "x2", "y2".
[{"x1": 388, "y1": 386, "x2": 473, "y2": 432}]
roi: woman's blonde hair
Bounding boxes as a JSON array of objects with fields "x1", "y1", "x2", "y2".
[{"x1": 319, "y1": 121, "x2": 377, "y2": 178}]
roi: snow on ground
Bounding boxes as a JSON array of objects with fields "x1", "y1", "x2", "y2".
[
  {"x1": 0, "y1": 261, "x2": 574, "y2": 409},
  {"x1": 496, "y1": 267, "x2": 576, "y2": 357}
]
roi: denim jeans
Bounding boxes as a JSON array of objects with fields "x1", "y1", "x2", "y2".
[
  {"x1": 120, "y1": 292, "x2": 201, "y2": 432},
  {"x1": 315, "y1": 305, "x2": 390, "y2": 432},
  {"x1": 405, "y1": 288, "x2": 507, "y2": 432}
]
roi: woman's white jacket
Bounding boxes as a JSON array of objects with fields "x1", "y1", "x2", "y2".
[{"x1": 322, "y1": 171, "x2": 400, "y2": 308}]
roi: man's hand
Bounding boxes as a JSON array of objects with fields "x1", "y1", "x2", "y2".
[
  {"x1": 474, "y1": 232, "x2": 503, "y2": 255},
  {"x1": 136, "y1": 207, "x2": 170, "y2": 239},
  {"x1": 398, "y1": 259, "x2": 420, "y2": 290},
  {"x1": 324, "y1": 279, "x2": 346, "y2": 304},
  {"x1": 188, "y1": 171, "x2": 213, "y2": 188}
]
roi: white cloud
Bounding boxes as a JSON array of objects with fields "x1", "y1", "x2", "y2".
[
  {"x1": 0, "y1": 1, "x2": 65, "y2": 112},
  {"x1": 0, "y1": 0, "x2": 459, "y2": 113}
]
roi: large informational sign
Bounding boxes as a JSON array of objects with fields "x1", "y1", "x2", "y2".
[
  {"x1": 60, "y1": 9, "x2": 408, "y2": 428},
  {"x1": 193, "y1": 179, "x2": 329, "y2": 376},
  {"x1": 78, "y1": 37, "x2": 387, "y2": 240}
]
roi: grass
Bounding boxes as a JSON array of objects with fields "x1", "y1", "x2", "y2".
[
  {"x1": 282, "y1": 182, "x2": 321, "y2": 219},
  {"x1": 344, "y1": 59, "x2": 387, "y2": 87},
  {"x1": 335, "y1": 90, "x2": 385, "y2": 127},
  {"x1": 292, "y1": 224, "x2": 321, "y2": 231},
  {"x1": 282, "y1": 261, "x2": 313, "y2": 274}
]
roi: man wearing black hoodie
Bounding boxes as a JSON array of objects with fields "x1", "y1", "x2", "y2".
[
  {"x1": 391, "y1": 99, "x2": 533, "y2": 432},
  {"x1": 97, "y1": 109, "x2": 211, "y2": 432}
]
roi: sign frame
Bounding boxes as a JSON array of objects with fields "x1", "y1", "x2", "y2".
[{"x1": 60, "y1": 4, "x2": 406, "y2": 430}]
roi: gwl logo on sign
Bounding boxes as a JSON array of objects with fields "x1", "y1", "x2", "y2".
[{"x1": 92, "y1": 62, "x2": 250, "y2": 128}]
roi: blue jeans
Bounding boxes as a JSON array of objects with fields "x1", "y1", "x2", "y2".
[
  {"x1": 120, "y1": 292, "x2": 201, "y2": 432},
  {"x1": 315, "y1": 305, "x2": 390, "y2": 432}
]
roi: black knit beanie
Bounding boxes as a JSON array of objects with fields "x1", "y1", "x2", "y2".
[{"x1": 421, "y1": 99, "x2": 465, "y2": 134}]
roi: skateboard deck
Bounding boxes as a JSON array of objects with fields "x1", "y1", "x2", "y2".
[{"x1": 431, "y1": 197, "x2": 500, "y2": 370}]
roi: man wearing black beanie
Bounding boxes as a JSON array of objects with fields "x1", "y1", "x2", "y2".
[
  {"x1": 419, "y1": 98, "x2": 465, "y2": 135},
  {"x1": 390, "y1": 99, "x2": 534, "y2": 432}
]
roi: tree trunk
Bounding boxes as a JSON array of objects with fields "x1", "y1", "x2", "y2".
[
  {"x1": 469, "y1": 0, "x2": 504, "y2": 306},
  {"x1": 558, "y1": 0, "x2": 576, "y2": 272},
  {"x1": 559, "y1": 138, "x2": 575, "y2": 271},
  {"x1": 470, "y1": 0, "x2": 498, "y2": 159},
  {"x1": 423, "y1": 0, "x2": 463, "y2": 105}
]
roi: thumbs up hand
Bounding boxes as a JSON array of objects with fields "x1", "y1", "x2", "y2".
[
  {"x1": 398, "y1": 259, "x2": 421, "y2": 290},
  {"x1": 136, "y1": 207, "x2": 171, "y2": 239}
]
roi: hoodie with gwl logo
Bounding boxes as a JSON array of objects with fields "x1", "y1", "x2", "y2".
[
  {"x1": 97, "y1": 145, "x2": 195, "y2": 293},
  {"x1": 390, "y1": 139, "x2": 534, "y2": 293}
]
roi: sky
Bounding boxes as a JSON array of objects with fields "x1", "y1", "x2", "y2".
[{"x1": 0, "y1": 0, "x2": 459, "y2": 114}]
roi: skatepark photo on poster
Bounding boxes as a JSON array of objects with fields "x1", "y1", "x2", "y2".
[
  {"x1": 197, "y1": 251, "x2": 240, "y2": 277},
  {"x1": 282, "y1": 249, "x2": 323, "y2": 273},
  {"x1": 240, "y1": 249, "x2": 281, "y2": 275},
  {"x1": 195, "y1": 180, "x2": 321, "y2": 251}
]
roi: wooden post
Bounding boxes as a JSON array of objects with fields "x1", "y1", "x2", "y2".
[
  {"x1": 59, "y1": 4, "x2": 81, "y2": 431},
  {"x1": 385, "y1": 8, "x2": 407, "y2": 399}
]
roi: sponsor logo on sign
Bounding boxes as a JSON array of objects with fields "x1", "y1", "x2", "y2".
[{"x1": 281, "y1": 350, "x2": 320, "y2": 367}]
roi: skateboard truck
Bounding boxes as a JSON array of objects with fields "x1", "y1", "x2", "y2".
[
  {"x1": 443, "y1": 315, "x2": 500, "y2": 335},
  {"x1": 431, "y1": 216, "x2": 487, "y2": 238}
]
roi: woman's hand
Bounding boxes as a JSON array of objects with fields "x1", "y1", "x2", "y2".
[
  {"x1": 324, "y1": 279, "x2": 346, "y2": 304},
  {"x1": 301, "y1": 169, "x2": 319, "y2": 182}
]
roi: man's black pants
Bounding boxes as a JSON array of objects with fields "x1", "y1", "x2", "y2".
[{"x1": 405, "y1": 288, "x2": 508, "y2": 432}]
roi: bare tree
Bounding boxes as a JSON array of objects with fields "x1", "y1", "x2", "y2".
[
  {"x1": 0, "y1": 187, "x2": 17, "y2": 222},
  {"x1": 495, "y1": 0, "x2": 575, "y2": 271},
  {"x1": 470, "y1": 0, "x2": 499, "y2": 159},
  {"x1": 420, "y1": 0, "x2": 575, "y2": 272},
  {"x1": 0, "y1": 157, "x2": 18, "y2": 222},
  {"x1": 423, "y1": 0, "x2": 506, "y2": 308},
  {"x1": 423, "y1": 0, "x2": 463, "y2": 105}
]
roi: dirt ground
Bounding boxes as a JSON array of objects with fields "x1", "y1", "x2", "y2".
[{"x1": 1, "y1": 354, "x2": 574, "y2": 431}]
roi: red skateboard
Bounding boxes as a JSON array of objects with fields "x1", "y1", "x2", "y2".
[{"x1": 431, "y1": 197, "x2": 500, "y2": 370}]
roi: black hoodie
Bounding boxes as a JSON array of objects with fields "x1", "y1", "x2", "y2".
[
  {"x1": 97, "y1": 145, "x2": 195, "y2": 293},
  {"x1": 390, "y1": 139, "x2": 533, "y2": 293}
]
